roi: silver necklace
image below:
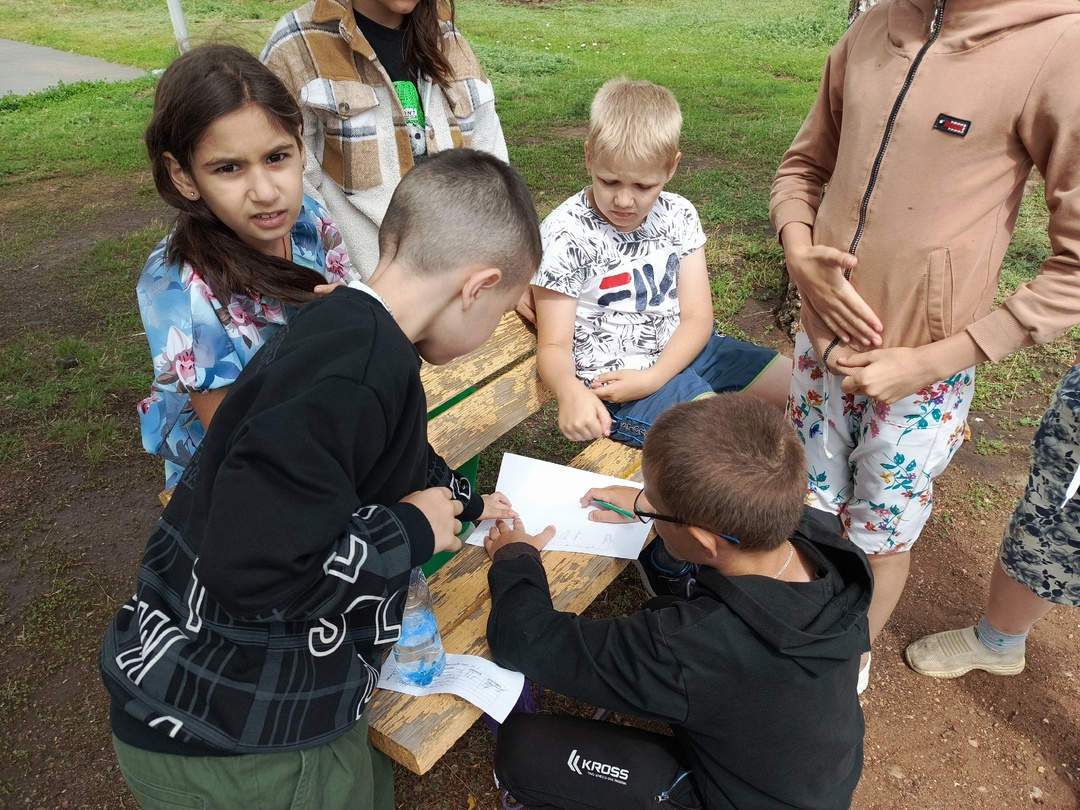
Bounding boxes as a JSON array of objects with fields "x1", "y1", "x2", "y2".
[{"x1": 772, "y1": 541, "x2": 795, "y2": 579}]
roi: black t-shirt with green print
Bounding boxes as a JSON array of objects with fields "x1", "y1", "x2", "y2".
[{"x1": 354, "y1": 10, "x2": 427, "y2": 157}]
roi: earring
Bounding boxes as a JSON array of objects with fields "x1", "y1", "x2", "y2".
[{"x1": 189, "y1": 191, "x2": 196, "y2": 197}]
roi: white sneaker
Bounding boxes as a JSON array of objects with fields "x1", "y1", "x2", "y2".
[{"x1": 904, "y1": 625, "x2": 1025, "y2": 679}]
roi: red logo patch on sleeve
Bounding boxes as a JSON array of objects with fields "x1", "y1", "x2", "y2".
[{"x1": 933, "y1": 113, "x2": 971, "y2": 137}]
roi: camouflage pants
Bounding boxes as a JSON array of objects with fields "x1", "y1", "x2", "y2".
[{"x1": 999, "y1": 363, "x2": 1080, "y2": 607}]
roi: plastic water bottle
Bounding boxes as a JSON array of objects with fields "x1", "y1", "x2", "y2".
[{"x1": 393, "y1": 567, "x2": 446, "y2": 686}]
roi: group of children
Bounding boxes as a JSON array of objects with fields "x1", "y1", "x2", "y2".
[{"x1": 103, "y1": 0, "x2": 1080, "y2": 807}]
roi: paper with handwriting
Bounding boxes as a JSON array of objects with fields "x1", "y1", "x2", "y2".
[
  {"x1": 466, "y1": 453, "x2": 649, "y2": 559},
  {"x1": 377, "y1": 653, "x2": 524, "y2": 723}
]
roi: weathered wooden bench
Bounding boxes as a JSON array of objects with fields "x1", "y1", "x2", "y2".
[{"x1": 366, "y1": 312, "x2": 643, "y2": 775}]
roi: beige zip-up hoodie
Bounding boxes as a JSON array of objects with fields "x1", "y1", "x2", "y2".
[{"x1": 771, "y1": 0, "x2": 1080, "y2": 372}]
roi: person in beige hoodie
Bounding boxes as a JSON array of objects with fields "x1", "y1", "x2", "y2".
[{"x1": 770, "y1": 0, "x2": 1080, "y2": 691}]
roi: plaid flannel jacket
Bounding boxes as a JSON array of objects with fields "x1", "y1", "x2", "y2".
[{"x1": 263, "y1": 0, "x2": 508, "y2": 279}]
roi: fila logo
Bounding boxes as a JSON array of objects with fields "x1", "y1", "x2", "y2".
[
  {"x1": 933, "y1": 113, "x2": 971, "y2": 137},
  {"x1": 567, "y1": 749, "x2": 630, "y2": 782}
]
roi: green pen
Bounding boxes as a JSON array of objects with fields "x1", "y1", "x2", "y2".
[{"x1": 591, "y1": 499, "x2": 635, "y2": 520}]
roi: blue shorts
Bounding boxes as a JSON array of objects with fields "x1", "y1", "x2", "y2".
[{"x1": 605, "y1": 333, "x2": 779, "y2": 447}]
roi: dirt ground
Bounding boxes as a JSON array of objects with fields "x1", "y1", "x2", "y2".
[{"x1": 0, "y1": 177, "x2": 1077, "y2": 809}]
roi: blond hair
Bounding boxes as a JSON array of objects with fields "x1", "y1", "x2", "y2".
[{"x1": 587, "y1": 78, "x2": 682, "y2": 168}]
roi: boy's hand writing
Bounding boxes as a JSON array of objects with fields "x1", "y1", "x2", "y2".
[
  {"x1": 557, "y1": 385, "x2": 612, "y2": 441},
  {"x1": 401, "y1": 487, "x2": 464, "y2": 554},
  {"x1": 589, "y1": 368, "x2": 660, "y2": 403},
  {"x1": 480, "y1": 492, "x2": 518, "y2": 522},
  {"x1": 785, "y1": 242, "x2": 882, "y2": 347},
  {"x1": 580, "y1": 485, "x2": 641, "y2": 523},
  {"x1": 483, "y1": 517, "x2": 555, "y2": 560}
]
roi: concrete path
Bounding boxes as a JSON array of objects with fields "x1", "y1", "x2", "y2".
[{"x1": 0, "y1": 39, "x2": 146, "y2": 97}]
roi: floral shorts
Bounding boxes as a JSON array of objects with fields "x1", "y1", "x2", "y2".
[
  {"x1": 788, "y1": 332, "x2": 974, "y2": 555},
  {"x1": 999, "y1": 363, "x2": 1080, "y2": 607}
]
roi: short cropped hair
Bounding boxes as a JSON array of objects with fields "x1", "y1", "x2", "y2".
[
  {"x1": 643, "y1": 393, "x2": 806, "y2": 552},
  {"x1": 587, "y1": 78, "x2": 682, "y2": 168},
  {"x1": 378, "y1": 149, "x2": 542, "y2": 287}
]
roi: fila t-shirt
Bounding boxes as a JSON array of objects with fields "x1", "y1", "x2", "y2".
[{"x1": 534, "y1": 189, "x2": 706, "y2": 381}]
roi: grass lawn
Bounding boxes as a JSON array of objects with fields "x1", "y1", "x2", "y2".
[{"x1": 2, "y1": 0, "x2": 1072, "y2": 472}]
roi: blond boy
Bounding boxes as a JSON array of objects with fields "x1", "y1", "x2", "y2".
[{"x1": 533, "y1": 78, "x2": 790, "y2": 452}]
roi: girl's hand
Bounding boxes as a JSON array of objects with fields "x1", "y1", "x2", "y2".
[
  {"x1": 838, "y1": 348, "x2": 929, "y2": 404},
  {"x1": 483, "y1": 517, "x2": 555, "y2": 560},
  {"x1": 589, "y1": 368, "x2": 659, "y2": 403},
  {"x1": 313, "y1": 282, "x2": 346, "y2": 296},
  {"x1": 580, "y1": 485, "x2": 640, "y2": 523},
  {"x1": 557, "y1": 386, "x2": 612, "y2": 441},
  {"x1": 839, "y1": 333, "x2": 985, "y2": 405},
  {"x1": 479, "y1": 492, "x2": 517, "y2": 522},
  {"x1": 400, "y1": 487, "x2": 464, "y2": 554},
  {"x1": 786, "y1": 243, "x2": 882, "y2": 347}
]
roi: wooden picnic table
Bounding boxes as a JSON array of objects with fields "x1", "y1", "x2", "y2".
[{"x1": 365, "y1": 314, "x2": 644, "y2": 774}]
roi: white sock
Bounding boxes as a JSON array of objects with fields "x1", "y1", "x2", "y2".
[{"x1": 974, "y1": 616, "x2": 1027, "y2": 654}]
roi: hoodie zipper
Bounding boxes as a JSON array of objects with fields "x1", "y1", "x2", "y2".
[{"x1": 821, "y1": 0, "x2": 948, "y2": 367}]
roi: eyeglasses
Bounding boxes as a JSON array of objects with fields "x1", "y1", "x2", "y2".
[{"x1": 632, "y1": 489, "x2": 741, "y2": 546}]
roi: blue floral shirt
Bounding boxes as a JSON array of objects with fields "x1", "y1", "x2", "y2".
[{"x1": 137, "y1": 195, "x2": 358, "y2": 487}]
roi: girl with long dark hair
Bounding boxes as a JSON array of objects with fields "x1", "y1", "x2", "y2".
[{"x1": 138, "y1": 44, "x2": 356, "y2": 488}]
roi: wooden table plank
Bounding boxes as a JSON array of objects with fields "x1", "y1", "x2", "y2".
[
  {"x1": 421, "y1": 314, "x2": 535, "y2": 411},
  {"x1": 366, "y1": 440, "x2": 643, "y2": 774},
  {"x1": 427, "y1": 358, "x2": 553, "y2": 470}
]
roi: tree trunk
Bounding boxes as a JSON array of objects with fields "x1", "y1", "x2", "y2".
[
  {"x1": 848, "y1": 0, "x2": 883, "y2": 26},
  {"x1": 775, "y1": 268, "x2": 803, "y2": 341},
  {"x1": 774, "y1": 0, "x2": 883, "y2": 340}
]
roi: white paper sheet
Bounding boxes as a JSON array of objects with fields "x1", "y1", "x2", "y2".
[
  {"x1": 465, "y1": 453, "x2": 650, "y2": 559},
  {"x1": 376, "y1": 653, "x2": 525, "y2": 723}
]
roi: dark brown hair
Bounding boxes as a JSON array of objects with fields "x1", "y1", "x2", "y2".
[
  {"x1": 378, "y1": 149, "x2": 541, "y2": 286},
  {"x1": 145, "y1": 44, "x2": 325, "y2": 307},
  {"x1": 643, "y1": 393, "x2": 807, "y2": 552},
  {"x1": 403, "y1": 0, "x2": 458, "y2": 90}
]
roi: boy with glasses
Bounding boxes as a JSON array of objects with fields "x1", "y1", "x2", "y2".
[{"x1": 482, "y1": 393, "x2": 872, "y2": 810}]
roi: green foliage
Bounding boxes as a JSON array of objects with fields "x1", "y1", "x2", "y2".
[
  {"x1": 0, "y1": 78, "x2": 156, "y2": 189},
  {"x1": 0, "y1": 1, "x2": 290, "y2": 68},
  {"x1": 960, "y1": 479, "x2": 1008, "y2": 516},
  {"x1": 997, "y1": 186, "x2": 1051, "y2": 297},
  {"x1": 743, "y1": 0, "x2": 848, "y2": 47},
  {"x1": 471, "y1": 44, "x2": 574, "y2": 77},
  {"x1": 975, "y1": 436, "x2": 1007, "y2": 456},
  {"x1": 0, "y1": 225, "x2": 164, "y2": 470}
]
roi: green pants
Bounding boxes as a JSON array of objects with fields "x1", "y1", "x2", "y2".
[{"x1": 113, "y1": 714, "x2": 394, "y2": 810}]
